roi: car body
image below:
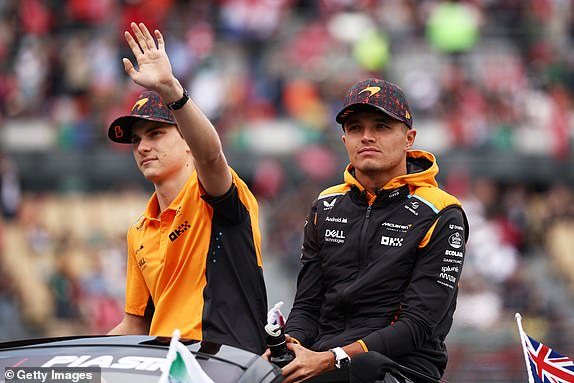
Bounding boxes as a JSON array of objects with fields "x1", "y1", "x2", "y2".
[{"x1": 0, "y1": 335, "x2": 283, "y2": 383}]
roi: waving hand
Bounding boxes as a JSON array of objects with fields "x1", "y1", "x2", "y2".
[{"x1": 123, "y1": 22, "x2": 174, "y2": 94}]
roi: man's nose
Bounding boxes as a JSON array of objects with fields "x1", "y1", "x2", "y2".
[
  {"x1": 136, "y1": 138, "x2": 151, "y2": 153},
  {"x1": 361, "y1": 128, "x2": 376, "y2": 142}
]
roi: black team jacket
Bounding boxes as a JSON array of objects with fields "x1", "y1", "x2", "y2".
[{"x1": 285, "y1": 150, "x2": 469, "y2": 378}]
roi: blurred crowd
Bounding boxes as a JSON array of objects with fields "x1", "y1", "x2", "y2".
[
  {"x1": 1, "y1": 0, "x2": 573, "y2": 157},
  {"x1": 1, "y1": 0, "x2": 574, "y2": 380}
]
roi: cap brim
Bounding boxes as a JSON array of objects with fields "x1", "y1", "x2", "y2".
[
  {"x1": 336, "y1": 103, "x2": 410, "y2": 128},
  {"x1": 107, "y1": 116, "x2": 176, "y2": 144}
]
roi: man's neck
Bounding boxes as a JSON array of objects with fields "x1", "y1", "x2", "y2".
[
  {"x1": 154, "y1": 167, "x2": 193, "y2": 214},
  {"x1": 355, "y1": 168, "x2": 406, "y2": 195}
]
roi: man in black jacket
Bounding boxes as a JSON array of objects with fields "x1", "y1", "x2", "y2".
[{"x1": 274, "y1": 78, "x2": 468, "y2": 383}]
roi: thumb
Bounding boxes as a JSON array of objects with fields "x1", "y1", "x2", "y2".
[
  {"x1": 286, "y1": 342, "x2": 301, "y2": 354},
  {"x1": 261, "y1": 348, "x2": 271, "y2": 361},
  {"x1": 122, "y1": 58, "x2": 136, "y2": 77}
]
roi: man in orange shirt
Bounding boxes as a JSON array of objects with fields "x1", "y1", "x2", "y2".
[{"x1": 107, "y1": 22, "x2": 267, "y2": 354}]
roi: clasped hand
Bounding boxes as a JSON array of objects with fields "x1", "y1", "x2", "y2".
[{"x1": 262, "y1": 334, "x2": 334, "y2": 383}]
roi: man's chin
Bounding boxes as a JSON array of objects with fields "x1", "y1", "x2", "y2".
[
  {"x1": 141, "y1": 170, "x2": 162, "y2": 183},
  {"x1": 353, "y1": 162, "x2": 384, "y2": 176}
]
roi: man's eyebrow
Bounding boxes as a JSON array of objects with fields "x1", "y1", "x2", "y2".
[{"x1": 131, "y1": 123, "x2": 165, "y2": 139}]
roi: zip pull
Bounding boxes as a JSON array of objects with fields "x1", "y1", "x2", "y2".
[
  {"x1": 365, "y1": 204, "x2": 372, "y2": 219},
  {"x1": 358, "y1": 204, "x2": 373, "y2": 271}
]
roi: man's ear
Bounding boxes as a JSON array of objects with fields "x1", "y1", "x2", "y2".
[
  {"x1": 342, "y1": 133, "x2": 346, "y2": 145},
  {"x1": 405, "y1": 128, "x2": 416, "y2": 149}
]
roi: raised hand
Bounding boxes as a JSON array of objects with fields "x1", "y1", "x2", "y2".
[{"x1": 122, "y1": 22, "x2": 175, "y2": 94}]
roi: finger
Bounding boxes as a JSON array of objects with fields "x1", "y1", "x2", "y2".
[
  {"x1": 122, "y1": 58, "x2": 136, "y2": 77},
  {"x1": 281, "y1": 362, "x2": 296, "y2": 376},
  {"x1": 131, "y1": 22, "x2": 153, "y2": 52},
  {"x1": 124, "y1": 30, "x2": 143, "y2": 58},
  {"x1": 286, "y1": 342, "x2": 299, "y2": 352},
  {"x1": 280, "y1": 353, "x2": 301, "y2": 377},
  {"x1": 155, "y1": 29, "x2": 165, "y2": 51},
  {"x1": 282, "y1": 365, "x2": 303, "y2": 383},
  {"x1": 138, "y1": 22, "x2": 157, "y2": 51}
]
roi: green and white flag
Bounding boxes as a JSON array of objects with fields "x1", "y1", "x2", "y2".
[{"x1": 158, "y1": 329, "x2": 215, "y2": 383}]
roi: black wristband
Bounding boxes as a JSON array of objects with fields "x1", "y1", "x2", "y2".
[{"x1": 167, "y1": 88, "x2": 189, "y2": 110}]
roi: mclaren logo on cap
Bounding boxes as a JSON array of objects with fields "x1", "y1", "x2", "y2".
[
  {"x1": 132, "y1": 97, "x2": 149, "y2": 111},
  {"x1": 358, "y1": 86, "x2": 381, "y2": 97}
]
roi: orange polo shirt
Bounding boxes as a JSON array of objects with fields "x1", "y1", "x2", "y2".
[{"x1": 124, "y1": 168, "x2": 267, "y2": 353}]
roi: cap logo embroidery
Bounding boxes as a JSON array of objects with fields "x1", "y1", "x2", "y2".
[
  {"x1": 358, "y1": 86, "x2": 381, "y2": 97},
  {"x1": 406, "y1": 111, "x2": 411, "y2": 119},
  {"x1": 132, "y1": 97, "x2": 150, "y2": 111},
  {"x1": 114, "y1": 125, "x2": 124, "y2": 139}
]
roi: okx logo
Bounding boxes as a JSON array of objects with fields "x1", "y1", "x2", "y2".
[
  {"x1": 381, "y1": 235, "x2": 403, "y2": 247},
  {"x1": 169, "y1": 221, "x2": 191, "y2": 242}
]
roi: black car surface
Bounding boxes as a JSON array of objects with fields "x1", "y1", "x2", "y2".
[{"x1": 0, "y1": 335, "x2": 283, "y2": 383}]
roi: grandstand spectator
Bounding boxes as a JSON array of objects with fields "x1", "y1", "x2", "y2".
[{"x1": 0, "y1": 153, "x2": 21, "y2": 220}]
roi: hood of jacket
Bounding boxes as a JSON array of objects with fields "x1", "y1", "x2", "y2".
[{"x1": 342, "y1": 150, "x2": 439, "y2": 192}]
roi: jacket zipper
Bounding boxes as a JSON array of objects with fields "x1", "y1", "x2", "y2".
[
  {"x1": 358, "y1": 204, "x2": 372, "y2": 272},
  {"x1": 341, "y1": 203, "x2": 372, "y2": 330}
]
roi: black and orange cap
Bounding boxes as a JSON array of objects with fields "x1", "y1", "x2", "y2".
[
  {"x1": 108, "y1": 90, "x2": 177, "y2": 144},
  {"x1": 336, "y1": 78, "x2": 413, "y2": 128}
]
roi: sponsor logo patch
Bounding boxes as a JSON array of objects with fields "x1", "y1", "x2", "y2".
[
  {"x1": 358, "y1": 86, "x2": 382, "y2": 97},
  {"x1": 325, "y1": 216, "x2": 348, "y2": 223},
  {"x1": 323, "y1": 199, "x2": 336, "y2": 210},
  {"x1": 381, "y1": 236, "x2": 403, "y2": 247},
  {"x1": 444, "y1": 249, "x2": 463, "y2": 257},
  {"x1": 448, "y1": 232, "x2": 463, "y2": 249},
  {"x1": 437, "y1": 280, "x2": 455, "y2": 289},
  {"x1": 442, "y1": 265, "x2": 459, "y2": 273},
  {"x1": 388, "y1": 189, "x2": 400, "y2": 199},
  {"x1": 169, "y1": 221, "x2": 191, "y2": 242},
  {"x1": 134, "y1": 215, "x2": 145, "y2": 231},
  {"x1": 132, "y1": 97, "x2": 150, "y2": 111},
  {"x1": 439, "y1": 272, "x2": 457, "y2": 284},
  {"x1": 381, "y1": 222, "x2": 411, "y2": 232},
  {"x1": 325, "y1": 229, "x2": 345, "y2": 243},
  {"x1": 443, "y1": 257, "x2": 462, "y2": 264},
  {"x1": 404, "y1": 202, "x2": 419, "y2": 216}
]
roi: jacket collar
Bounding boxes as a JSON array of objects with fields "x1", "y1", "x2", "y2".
[{"x1": 344, "y1": 150, "x2": 438, "y2": 191}]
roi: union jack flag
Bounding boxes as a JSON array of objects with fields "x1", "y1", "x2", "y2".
[{"x1": 516, "y1": 313, "x2": 574, "y2": 383}]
